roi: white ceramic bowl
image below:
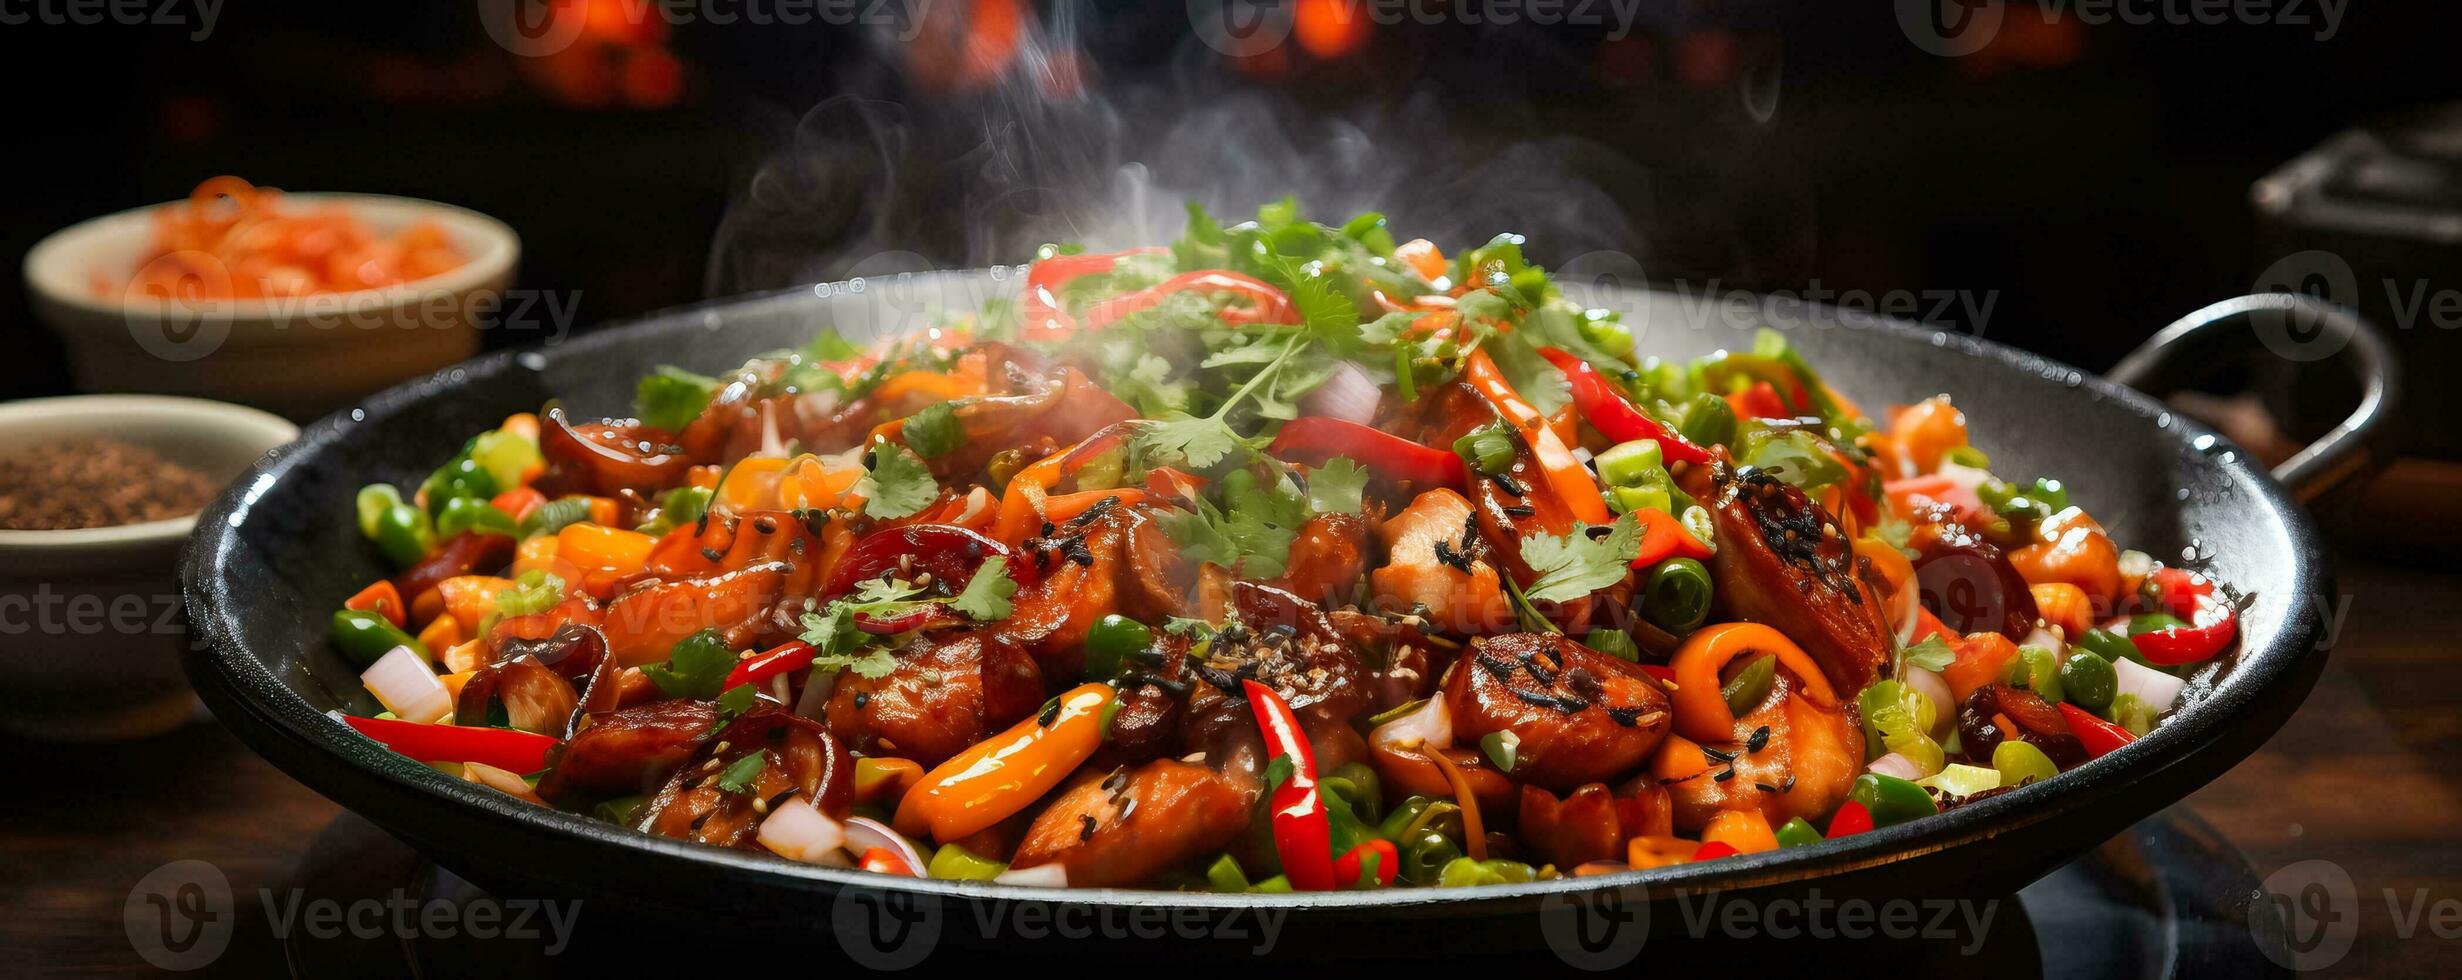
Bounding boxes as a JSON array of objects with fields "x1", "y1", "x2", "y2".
[
  {"x1": 0, "y1": 395, "x2": 298, "y2": 740},
  {"x1": 23, "y1": 192, "x2": 519, "y2": 419}
]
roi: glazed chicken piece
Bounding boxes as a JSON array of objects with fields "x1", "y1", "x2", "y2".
[
  {"x1": 1001, "y1": 500, "x2": 1190, "y2": 677},
  {"x1": 1683, "y1": 461, "x2": 1894, "y2": 693},
  {"x1": 1660, "y1": 672, "x2": 1865, "y2": 832},
  {"x1": 1371, "y1": 488, "x2": 1512, "y2": 634},
  {"x1": 824, "y1": 630, "x2": 1046, "y2": 768},
  {"x1": 1270, "y1": 512, "x2": 1375, "y2": 609},
  {"x1": 1009, "y1": 759, "x2": 1254, "y2": 888},
  {"x1": 1441, "y1": 632, "x2": 1672, "y2": 791},
  {"x1": 639, "y1": 706, "x2": 853, "y2": 849}
]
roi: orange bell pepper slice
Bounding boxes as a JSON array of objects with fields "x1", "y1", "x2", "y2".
[
  {"x1": 1461, "y1": 349, "x2": 1611, "y2": 527},
  {"x1": 345, "y1": 580, "x2": 407, "y2": 628},
  {"x1": 1702, "y1": 809, "x2": 1780, "y2": 855},
  {"x1": 893, "y1": 683, "x2": 1116, "y2": 842},
  {"x1": 1668, "y1": 623, "x2": 1839, "y2": 744}
]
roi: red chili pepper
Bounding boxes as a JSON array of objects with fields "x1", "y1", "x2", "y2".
[
  {"x1": 1727, "y1": 381, "x2": 1792, "y2": 421},
  {"x1": 1082, "y1": 270, "x2": 1297, "y2": 331},
  {"x1": 1628, "y1": 506, "x2": 1714, "y2": 570},
  {"x1": 2057, "y1": 702, "x2": 2137, "y2": 759},
  {"x1": 1266, "y1": 417, "x2": 1469, "y2": 490},
  {"x1": 1536, "y1": 347, "x2": 1712, "y2": 464},
  {"x1": 1690, "y1": 841, "x2": 1740, "y2": 862},
  {"x1": 1826, "y1": 800, "x2": 1875, "y2": 838},
  {"x1": 1018, "y1": 247, "x2": 1167, "y2": 341},
  {"x1": 342, "y1": 714, "x2": 560, "y2": 773},
  {"x1": 723, "y1": 640, "x2": 816, "y2": 692},
  {"x1": 1242, "y1": 679, "x2": 1336, "y2": 892},
  {"x1": 823, "y1": 523, "x2": 1029, "y2": 598},
  {"x1": 2131, "y1": 567, "x2": 2238, "y2": 665},
  {"x1": 1334, "y1": 839, "x2": 1399, "y2": 889},
  {"x1": 1638, "y1": 664, "x2": 1677, "y2": 684}
]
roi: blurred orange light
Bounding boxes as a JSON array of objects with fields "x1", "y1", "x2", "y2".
[{"x1": 1294, "y1": 0, "x2": 1371, "y2": 59}]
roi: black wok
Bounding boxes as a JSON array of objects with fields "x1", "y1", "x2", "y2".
[{"x1": 181, "y1": 275, "x2": 2394, "y2": 958}]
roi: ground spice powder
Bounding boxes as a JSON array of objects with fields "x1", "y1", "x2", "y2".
[{"x1": 0, "y1": 439, "x2": 220, "y2": 530}]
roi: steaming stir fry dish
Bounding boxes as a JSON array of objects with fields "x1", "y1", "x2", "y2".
[{"x1": 333, "y1": 201, "x2": 2245, "y2": 890}]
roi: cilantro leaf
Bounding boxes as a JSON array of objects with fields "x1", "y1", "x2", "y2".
[
  {"x1": 812, "y1": 648, "x2": 900, "y2": 680},
  {"x1": 1136, "y1": 413, "x2": 1248, "y2": 471},
  {"x1": 950, "y1": 556, "x2": 1018, "y2": 621},
  {"x1": 715, "y1": 752, "x2": 767, "y2": 794},
  {"x1": 636, "y1": 366, "x2": 721, "y2": 432},
  {"x1": 901, "y1": 401, "x2": 966, "y2": 458},
  {"x1": 1901, "y1": 634, "x2": 1958, "y2": 673},
  {"x1": 1220, "y1": 468, "x2": 1310, "y2": 579},
  {"x1": 640, "y1": 629, "x2": 737, "y2": 701},
  {"x1": 1306, "y1": 457, "x2": 1369, "y2": 515},
  {"x1": 854, "y1": 447, "x2": 939, "y2": 519},
  {"x1": 1520, "y1": 515, "x2": 1643, "y2": 604}
]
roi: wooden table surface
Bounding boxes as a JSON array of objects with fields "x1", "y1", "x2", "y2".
[{"x1": 8, "y1": 556, "x2": 2457, "y2": 976}]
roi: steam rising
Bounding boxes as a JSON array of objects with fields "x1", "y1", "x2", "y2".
[{"x1": 705, "y1": 10, "x2": 1660, "y2": 297}]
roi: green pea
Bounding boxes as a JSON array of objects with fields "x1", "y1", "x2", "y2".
[
  {"x1": 332, "y1": 609, "x2": 426, "y2": 668},
  {"x1": 1083, "y1": 614, "x2": 1152, "y2": 682},
  {"x1": 435, "y1": 496, "x2": 517, "y2": 540},
  {"x1": 2060, "y1": 652, "x2": 2118, "y2": 711},
  {"x1": 1775, "y1": 817, "x2": 1825, "y2": 849},
  {"x1": 1722, "y1": 654, "x2": 1776, "y2": 717},
  {"x1": 925, "y1": 844, "x2": 1006, "y2": 881},
  {"x1": 1642, "y1": 557, "x2": 1714, "y2": 634},
  {"x1": 1847, "y1": 772, "x2": 1940, "y2": 827},
  {"x1": 373, "y1": 504, "x2": 436, "y2": 568},
  {"x1": 420, "y1": 456, "x2": 499, "y2": 516},
  {"x1": 1679, "y1": 392, "x2": 1737, "y2": 448},
  {"x1": 1992, "y1": 740, "x2": 2058, "y2": 788}
]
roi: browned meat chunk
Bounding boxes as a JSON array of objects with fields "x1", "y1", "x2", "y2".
[
  {"x1": 825, "y1": 631, "x2": 1044, "y2": 768},
  {"x1": 1441, "y1": 632, "x2": 1671, "y2": 791}
]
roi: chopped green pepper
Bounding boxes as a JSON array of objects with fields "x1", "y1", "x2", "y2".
[
  {"x1": 435, "y1": 495, "x2": 517, "y2": 540},
  {"x1": 1452, "y1": 422, "x2": 1516, "y2": 477},
  {"x1": 356, "y1": 484, "x2": 404, "y2": 539},
  {"x1": 2060, "y1": 652, "x2": 2118, "y2": 711},
  {"x1": 1437, "y1": 857, "x2": 1540, "y2": 887},
  {"x1": 1641, "y1": 557, "x2": 1713, "y2": 634},
  {"x1": 1722, "y1": 654, "x2": 1777, "y2": 717},
  {"x1": 419, "y1": 456, "x2": 499, "y2": 516},
  {"x1": 1992, "y1": 739, "x2": 2058, "y2": 788},
  {"x1": 925, "y1": 844, "x2": 1006, "y2": 881},
  {"x1": 1847, "y1": 772, "x2": 1940, "y2": 827},
  {"x1": 1775, "y1": 817, "x2": 1825, "y2": 849},
  {"x1": 1678, "y1": 392, "x2": 1737, "y2": 448},
  {"x1": 332, "y1": 608, "x2": 427, "y2": 668},
  {"x1": 1205, "y1": 854, "x2": 1250, "y2": 893},
  {"x1": 373, "y1": 503, "x2": 436, "y2": 568},
  {"x1": 1083, "y1": 614, "x2": 1152, "y2": 682},
  {"x1": 1582, "y1": 629, "x2": 1642, "y2": 663}
]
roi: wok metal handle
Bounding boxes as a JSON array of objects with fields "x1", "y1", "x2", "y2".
[{"x1": 2107, "y1": 292, "x2": 2401, "y2": 502}]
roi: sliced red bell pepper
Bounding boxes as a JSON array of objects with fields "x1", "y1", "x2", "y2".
[
  {"x1": 1265, "y1": 417, "x2": 1467, "y2": 490},
  {"x1": 1690, "y1": 841, "x2": 1740, "y2": 862},
  {"x1": 343, "y1": 714, "x2": 560, "y2": 773},
  {"x1": 1083, "y1": 270, "x2": 1296, "y2": 331},
  {"x1": 345, "y1": 580, "x2": 408, "y2": 629},
  {"x1": 1335, "y1": 839, "x2": 1400, "y2": 889},
  {"x1": 1727, "y1": 381, "x2": 1792, "y2": 421},
  {"x1": 723, "y1": 640, "x2": 816, "y2": 692},
  {"x1": 1536, "y1": 347, "x2": 1711, "y2": 464},
  {"x1": 2057, "y1": 702, "x2": 2137, "y2": 759},
  {"x1": 1243, "y1": 679, "x2": 1336, "y2": 892},
  {"x1": 1826, "y1": 799, "x2": 1874, "y2": 838},
  {"x1": 2131, "y1": 567, "x2": 2237, "y2": 665},
  {"x1": 1629, "y1": 506, "x2": 1714, "y2": 570},
  {"x1": 1018, "y1": 247, "x2": 1167, "y2": 341},
  {"x1": 490, "y1": 486, "x2": 547, "y2": 524}
]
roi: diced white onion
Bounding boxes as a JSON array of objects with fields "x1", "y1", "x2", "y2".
[
  {"x1": 1867, "y1": 752, "x2": 1927, "y2": 781},
  {"x1": 1370, "y1": 695, "x2": 1453, "y2": 753},
  {"x1": 756, "y1": 401, "x2": 788, "y2": 459},
  {"x1": 2115, "y1": 657, "x2": 2185, "y2": 715},
  {"x1": 1904, "y1": 667, "x2": 1954, "y2": 735},
  {"x1": 1300, "y1": 360, "x2": 1382, "y2": 426},
  {"x1": 362, "y1": 646, "x2": 452, "y2": 724},
  {"x1": 2021, "y1": 627, "x2": 2065, "y2": 660},
  {"x1": 844, "y1": 817, "x2": 929, "y2": 877},
  {"x1": 757, "y1": 796, "x2": 848, "y2": 864},
  {"x1": 995, "y1": 863, "x2": 1070, "y2": 888}
]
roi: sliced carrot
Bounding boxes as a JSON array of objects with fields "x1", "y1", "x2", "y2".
[{"x1": 417, "y1": 612, "x2": 466, "y2": 653}]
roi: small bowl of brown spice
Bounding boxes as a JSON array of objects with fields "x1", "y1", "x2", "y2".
[{"x1": 0, "y1": 395, "x2": 296, "y2": 740}]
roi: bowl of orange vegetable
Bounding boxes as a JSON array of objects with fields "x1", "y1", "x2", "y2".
[{"x1": 24, "y1": 177, "x2": 520, "y2": 419}]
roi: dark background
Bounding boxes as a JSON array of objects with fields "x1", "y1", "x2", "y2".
[{"x1": 2, "y1": 0, "x2": 2453, "y2": 401}]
